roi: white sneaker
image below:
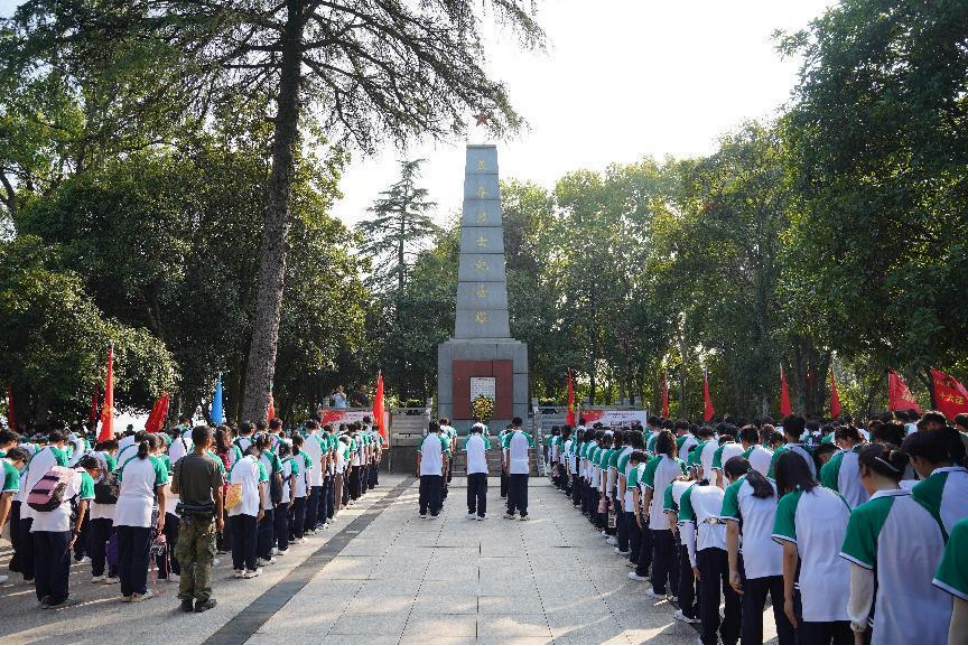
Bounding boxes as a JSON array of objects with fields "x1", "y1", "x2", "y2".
[
  {"x1": 243, "y1": 568, "x2": 263, "y2": 579},
  {"x1": 104, "y1": 576, "x2": 120, "y2": 584},
  {"x1": 233, "y1": 570, "x2": 245, "y2": 579},
  {"x1": 297, "y1": 537, "x2": 308, "y2": 544},
  {"x1": 644, "y1": 587, "x2": 664, "y2": 599},
  {"x1": 628, "y1": 572, "x2": 648, "y2": 581},
  {"x1": 131, "y1": 589, "x2": 155, "y2": 602},
  {"x1": 503, "y1": 513, "x2": 516, "y2": 520},
  {"x1": 614, "y1": 547, "x2": 629, "y2": 555},
  {"x1": 606, "y1": 537, "x2": 618, "y2": 545},
  {"x1": 80, "y1": 556, "x2": 91, "y2": 564},
  {"x1": 270, "y1": 547, "x2": 278, "y2": 556},
  {"x1": 91, "y1": 575, "x2": 105, "y2": 583},
  {"x1": 258, "y1": 557, "x2": 277, "y2": 566},
  {"x1": 674, "y1": 609, "x2": 701, "y2": 624},
  {"x1": 419, "y1": 513, "x2": 427, "y2": 519},
  {"x1": 466, "y1": 513, "x2": 478, "y2": 520},
  {"x1": 277, "y1": 549, "x2": 289, "y2": 556},
  {"x1": 476, "y1": 515, "x2": 486, "y2": 521},
  {"x1": 519, "y1": 515, "x2": 530, "y2": 521}
]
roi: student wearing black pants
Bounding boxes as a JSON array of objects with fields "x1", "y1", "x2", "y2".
[
  {"x1": 325, "y1": 474, "x2": 336, "y2": 520},
  {"x1": 33, "y1": 530, "x2": 72, "y2": 604},
  {"x1": 467, "y1": 473, "x2": 487, "y2": 518},
  {"x1": 304, "y1": 486, "x2": 321, "y2": 533},
  {"x1": 616, "y1": 501, "x2": 629, "y2": 552},
  {"x1": 626, "y1": 510, "x2": 641, "y2": 565},
  {"x1": 18, "y1": 517, "x2": 34, "y2": 581},
  {"x1": 8, "y1": 500, "x2": 22, "y2": 573},
  {"x1": 315, "y1": 474, "x2": 329, "y2": 527},
  {"x1": 273, "y1": 502, "x2": 289, "y2": 552},
  {"x1": 677, "y1": 533, "x2": 700, "y2": 621},
  {"x1": 289, "y1": 496, "x2": 305, "y2": 542},
  {"x1": 418, "y1": 475, "x2": 442, "y2": 516},
  {"x1": 571, "y1": 475, "x2": 582, "y2": 506},
  {"x1": 634, "y1": 522, "x2": 653, "y2": 577},
  {"x1": 117, "y1": 526, "x2": 152, "y2": 598},
  {"x1": 88, "y1": 517, "x2": 117, "y2": 579},
  {"x1": 349, "y1": 465, "x2": 361, "y2": 501},
  {"x1": 506, "y1": 474, "x2": 529, "y2": 518},
  {"x1": 160, "y1": 513, "x2": 180, "y2": 579},
  {"x1": 256, "y1": 507, "x2": 274, "y2": 562},
  {"x1": 230, "y1": 514, "x2": 258, "y2": 572},
  {"x1": 650, "y1": 529, "x2": 678, "y2": 596},
  {"x1": 697, "y1": 547, "x2": 740, "y2": 645},
  {"x1": 742, "y1": 574, "x2": 794, "y2": 644},
  {"x1": 792, "y1": 593, "x2": 853, "y2": 645}
]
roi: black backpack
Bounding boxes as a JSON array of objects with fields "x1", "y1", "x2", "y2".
[{"x1": 94, "y1": 472, "x2": 120, "y2": 504}]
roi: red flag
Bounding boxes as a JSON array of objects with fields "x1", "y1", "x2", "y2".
[
  {"x1": 5, "y1": 385, "x2": 15, "y2": 431},
  {"x1": 373, "y1": 371, "x2": 385, "y2": 442},
  {"x1": 144, "y1": 392, "x2": 170, "y2": 434},
  {"x1": 703, "y1": 369, "x2": 715, "y2": 422},
  {"x1": 931, "y1": 368, "x2": 968, "y2": 421},
  {"x1": 566, "y1": 370, "x2": 576, "y2": 427},
  {"x1": 888, "y1": 368, "x2": 922, "y2": 414},
  {"x1": 830, "y1": 371, "x2": 841, "y2": 419},
  {"x1": 267, "y1": 391, "x2": 276, "y2": 422},
  {"x1": 98, "y1": 345, "x2": 114, "y2": 442},
  {"x1": 661, "y1": 370, "x2": 669, "y2": 419},
  {"x1": 780, "y1": 366, "x2": 793, "y2": 416}
]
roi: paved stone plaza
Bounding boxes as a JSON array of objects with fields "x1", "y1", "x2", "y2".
[{"x1": 1, "y1": 476, "x2": 778, "y2": 645}]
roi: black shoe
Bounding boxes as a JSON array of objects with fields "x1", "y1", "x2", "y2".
[
  {"x1": 195, "y1": 598, "x2": 217, "y2": 613},
  {"x1": 180, "y1": 599, "x2": 194, "y2": 613}
]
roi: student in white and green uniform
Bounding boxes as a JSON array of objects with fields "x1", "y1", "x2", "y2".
[
  {"x1": 934, "y1": 516, "x2": 968, "y2": 644},
  {"x1": 502, "y1": 418, "x2": 533, "y2": 520},
  {"x1": 771, "y1": 449, "x2": 851, "y2": 644},
  {"x1": 662, "y1": 475, "x2": 699, "y2": 624},
  {"x1": 738, "y1": 425, "x2": 773, "y2": 477},
  {"x1": 721, "y1": 456, "x2": 794, "y2": 645},
  {"x1": 710, "y1": 436, "x2": 744, "y2": 490},
  {"x1": 840, "y1": 443, "x2": 949, "y2": 645},
  {"x1": 692, "y1": 426, "x2": 718, "y2": 483},
  {"x1": 464, "y1": 423, "x2": 490, "y2": 520},
  {"x1": 288, "y1": 434, "x2": 311, "y2": 544},
  {"x1": 903, "y1": 427, "x2": 968, "y2": 534},
  {"x1": 768, "y1": 415, "x2": 817, "y2": 480},
  {"x1": 626, "y1": 451, "x2": 649, "y2": 575},
  {"x1": 0, "y1": 447, "x2": 27, "y2": 586},
  {"x1": 819, "y1": 425, "x2": 868, "y2": 509},
  {"x1": 634, "y1": 430, "x2": 685, "y2": 597}
]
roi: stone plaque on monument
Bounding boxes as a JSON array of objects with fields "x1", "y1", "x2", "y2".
[
  {"x1": 469, "y1": 377, "x2": 496, "y2": 404},
  {"x1": 437, "y1": 145, "x2": 529, "y2": 433}
]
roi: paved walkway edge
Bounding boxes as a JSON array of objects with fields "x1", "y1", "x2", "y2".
[{"x1": 204, "y1": 478, "x2": 416, "y2": 645}]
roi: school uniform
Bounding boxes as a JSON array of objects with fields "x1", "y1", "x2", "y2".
[
  {"x1": 228, "y1": 455, "x2": 267, "y2": 573},
  {"x1": 696, "y1": 439, "x2": 718, "y2": 482},
  {"x1": 418, "y1": 433, "x2": 447, "y2": 516},
  {"x1": 626, "y1": 463, "x2": 647, "y2": 566},
  {"x1": 933, "y1": 516, "x2": 968, "y2": 606},
  {"x1": 679, "y1": 483, "x2": 739, "y2": 645},
  {"x1": 115, "y1": 454, "x2": 168, "y2": 597},
  {"x1": 840, "y1": 488, "x2": 949, "y2": 645},
  {"x1": 721, "y1": 476, "x2": 793, "y2": 644},
  {"x1": 710, "y1": 442, "x2": 743, "y2": 488},
  {"x1": 677, "y1": 433, "x2": 699, "y2": 458},
  {"x1": 274, "y1": 456, "x2": 297, "y2": 551},
  {"x1": 614, "y1": 446, "x2": 634, "y2": 552},
  {"x1": 88, "y1": 450, "x2": 119, "y2": 579},
  {"x1": 289, "y1": 449, "x2": 311, "y2": 541},
  {"x1": 640, "y1": 454, "x2": 685, "y2": 591},
  {"x1": 820, "y1": 446, "x2": 869, "y2": 509},
  {"x1": 30, "y1": 468, "x2": 94, "y2": 604},
  {"x1": 499, "y1": 430, "x2": 510, "y2": 498},
  {"x1": 663, "y1": 479, "x2": 699, "y2": 620},
  {"x1": 17, "y1": 446, "x2": 69, "y2": 581},
  {"x1": 302, "y1": 432, "x2": 324, "y2": 532},
  {"x1": 257, "y1": 450, "x2": 282, "y2": 560},
  {"x1": 317, "y1": 434, "x2": 333, "y2": 524},
  {"x1": 463, "y1": 433, "x2": 490, "y2": 518},
  {"x1": 504, "y1": 430, "x2": 533, "y2": 517},
  {"x1": 772, "y1": 486, "x2": 852, "y2": 644},
  {"x1": 767, "y1": 443, "x2": 817, "y2": 479},
  {"x1": 911, "y1": 465, "x2": 968, "y2": 534},
  {"x1": 741, "y1": 444, "x2": 773, "y2": 477}
]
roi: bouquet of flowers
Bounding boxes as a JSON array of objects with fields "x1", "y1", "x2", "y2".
[{"x1": 472, "y1": 394, "x2": 495, "y2": 422}]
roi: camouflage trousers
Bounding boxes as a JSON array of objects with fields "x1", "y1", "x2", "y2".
[{"x1": 174, "y1": 513, "x2": 217, "y2": 603}]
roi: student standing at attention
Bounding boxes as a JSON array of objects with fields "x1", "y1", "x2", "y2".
[
  {"x1": 503, "y1": 417, "x2": 533, "y2": 521},
  {"x1": 417, "y1": 421, "x2": 447, "y2": 519},
  {"x1": 228, "y1": 442, "x2": 267, "y2": 579},
  {"x1": 114, "y1": 434, "x2": 168, "y2": 602},
  {"x1": 464, "y1": 423, "x2": 490, "y2": 520},
  {"x1": 170, "y1": 425, "x2": 224, "y2": 613}
]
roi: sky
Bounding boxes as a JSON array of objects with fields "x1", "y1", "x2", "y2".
[{"x1": 1, "y1": 0, "x2": 834, "y2": 227}]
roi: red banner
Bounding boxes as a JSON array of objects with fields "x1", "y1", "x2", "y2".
[
  {"x1": 703, "y1": 370, "x2": 715, "y2": 422},
  {"x1": 888, "y1": 368, "x2": 922, "y2": 414},
  {"x1": 145, "y1": 392, "x2": 170, "y2": 434},
  {"x1": 830, "y1": 371, "x2": 841, "y2": 420},
  {"x1": 780, "y1": 366, "x2": 792, "y2": 416},
  {"x1": 931, "y1": 368, "x2": 968, "y2": 421},
  {"x1": 373, "y1": 371, "x2": 386, "y2": 442},
  {"x1": 98, "y1": 346, "x2": 114, "y2": 442},
  {"x1": 267, "y1": 392, "x2": 276, "y2": 422}
]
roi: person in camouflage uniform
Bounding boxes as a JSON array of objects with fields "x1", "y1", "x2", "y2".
[{"x1": 171, "y1": 425, "x2": 224, "y2": 613}]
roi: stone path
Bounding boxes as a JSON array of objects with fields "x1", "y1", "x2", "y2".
[{"x1": 1, "y1": 475, "x2": 778, "y2": 645}]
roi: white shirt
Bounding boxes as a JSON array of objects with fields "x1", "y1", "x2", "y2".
[
  {"x1": 115, "y1": 455, "x2": 166, "y2": 528},
  {"x1": 18, "y1": 447, "x2": 60, "y2": 520},
  {"x1": 419, "y1": 434, "x2": 445, "y2": 477},
  {"x1": 679, "y1": 484, "x2": 726, "y2": 568},
  {"x1": 699, "y1": 441, "x2": 718, "y2": 481},
  {"x1": 506, "y1": 430, "x2": 531, "y2": 475},
  {"x1": 746, "y1": 445, "x2": 773, "y2": 476},
  {"x1": 228, "y1": 455, "x2": 264, "y2": 517},
  {"x1": 168, "y1": 435, "x2": 192, "y2": 465},
  {"x1": 463, "y1": 434, "x2": 490, "y2": 475},
  {"x1": 279, "y1": 458, "x2": 295, "y2": 505},
  {"x1": 722, "y1": 477, "x2": 782, "y2": 579},
  {"x1": 30, "y1": 470, "x2": 91, "y2": 533},
  {"x1": 303, "y1": 433, "x2": 324, "y2": 487},
  {"x1": 647, "y1": 456, "x2": 685, "y2": 531}
]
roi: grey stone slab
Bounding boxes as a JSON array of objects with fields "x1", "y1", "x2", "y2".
[
  {"x1": 411, "y1": 595, "x2": 479, "y2": 615},
  {"x1": 419, "y1": 577, "x2": 480, "y2": 596},
  {"x1": 455, "y1": 308, "x2": 511, "y2": 339},
  {"x1": 477, "y1": 614, "x2": 552, "y2": 638},
  {"x1": 457, "y1": 283, "x2": 509, "y2": 311},
  {"x1": 321, "y1": 634, "x2": 403, "y2": 645},
  {"x1": 356, "y1": 578, "x2": 422, "y2": 597},
  {"x1": 403, "y1": 614, "x2": 478, "y2": 638},
  {"x1": 463, "y1": 174, "x2": 501, "y2": 201},
  {"x1": 514, "y1": 372, "x2": 529, "y2": 404},
  {"x1": 465, "y1": 145, "x2": 500, "y2": 177},
  {"x1": 457, "y1": 253, "x2": 508, "y2": 283},
  {"x1": 478, "y1": 595, "x2": 545, "y2": 615},
  {"x1": 460, "y1": 227, "x2": 506, "y2": 255},
  {"x1": 460, "y1": 199, "x2": 503, "y2": 228},
  {"x1": 330, "y1": 613, "x2": 409, "y2": 635}
]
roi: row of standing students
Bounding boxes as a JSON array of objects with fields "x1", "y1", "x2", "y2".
[{"x1": 547, "y1": 414, "x2": 968, "y2": 645}]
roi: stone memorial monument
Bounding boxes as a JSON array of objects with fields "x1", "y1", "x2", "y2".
[{"x1": 437, "y1": 144, "x2": 529, "y2": 433}]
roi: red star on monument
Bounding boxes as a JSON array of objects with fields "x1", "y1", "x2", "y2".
[{"x1": 474, "y1": 112, "x2": 489, "y2": 127}]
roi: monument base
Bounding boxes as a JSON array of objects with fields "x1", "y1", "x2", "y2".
[{"x1": 437, "y1": 338, "x2": 528, "y2": 434}]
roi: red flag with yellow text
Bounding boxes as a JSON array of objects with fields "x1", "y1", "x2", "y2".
[
  {"x1": 145, "y1": 392, "x2": 170, "y2": 434},
  {"x1": 931, "y1": 369, "x2": 968, "y2": 421},
  {"x1": 888, "y1": 368, "x2": 922, "y2": 414},
  {"x1": 373, "y1": 371, "x2": 386, "y2": 442}
]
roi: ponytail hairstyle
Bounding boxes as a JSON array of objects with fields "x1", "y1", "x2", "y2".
[
  {"x1": 655, "y1": 430, "x2": 677, "y2": 458},
  {"x1": 834, "y1": 424, "x2": 864, "y2": 446},
  {"x1": 902, "y1": 427, "x2": 967, "y2": 468},
  {"x1": 137, "y1": 433, "x2": 158, "y2": 459},
  {"x1": 724, "y1": 456, "x2": 774, "y2": 498},
  {"x1": 276, "y1": 442, "x2": 291, "y2": 459},
  {"x1": 858, "y1": 442, "x2": 909, "y2": 482},
  {"x1": 774, "y1": 450, "x2": 818, "y2": 496}
]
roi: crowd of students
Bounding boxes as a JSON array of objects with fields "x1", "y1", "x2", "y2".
[
  {"x1": 546, "y1": 411, "x2": 968, "y2": 645},
  {"x1": 0, "y1": 412, "x2": 384, "y2": 610}
]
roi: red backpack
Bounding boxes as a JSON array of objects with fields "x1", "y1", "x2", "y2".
[{"x1": 27, "y1": 466, "x2": 75, "y2": 512}]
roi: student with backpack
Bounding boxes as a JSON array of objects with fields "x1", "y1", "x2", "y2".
[
  {"x1": 274, "y1": 442, "x2": 297, "y2": 554},
  {"x1": 28, "y1": 452, "x2": 95, "y2": 608},
  {"x1": 88, "y1": 439, "x2": 120, "y2": 584},
  {"x1": 254, "y1": 433, "x2": 282, "y2": 565},
  {"x1": 0, "y1": 446, "x2": 28, "y2": 586},
  {"x1": 17, "y1": 430, "x2": 70, "y2": 583},
  {"x1": 115, "y1": 434, "x2": 168, "y2": 602}
]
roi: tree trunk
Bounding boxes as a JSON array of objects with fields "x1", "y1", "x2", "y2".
[{"x1": 241, "y1": 0, "x2": 305, "y2": 422}]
